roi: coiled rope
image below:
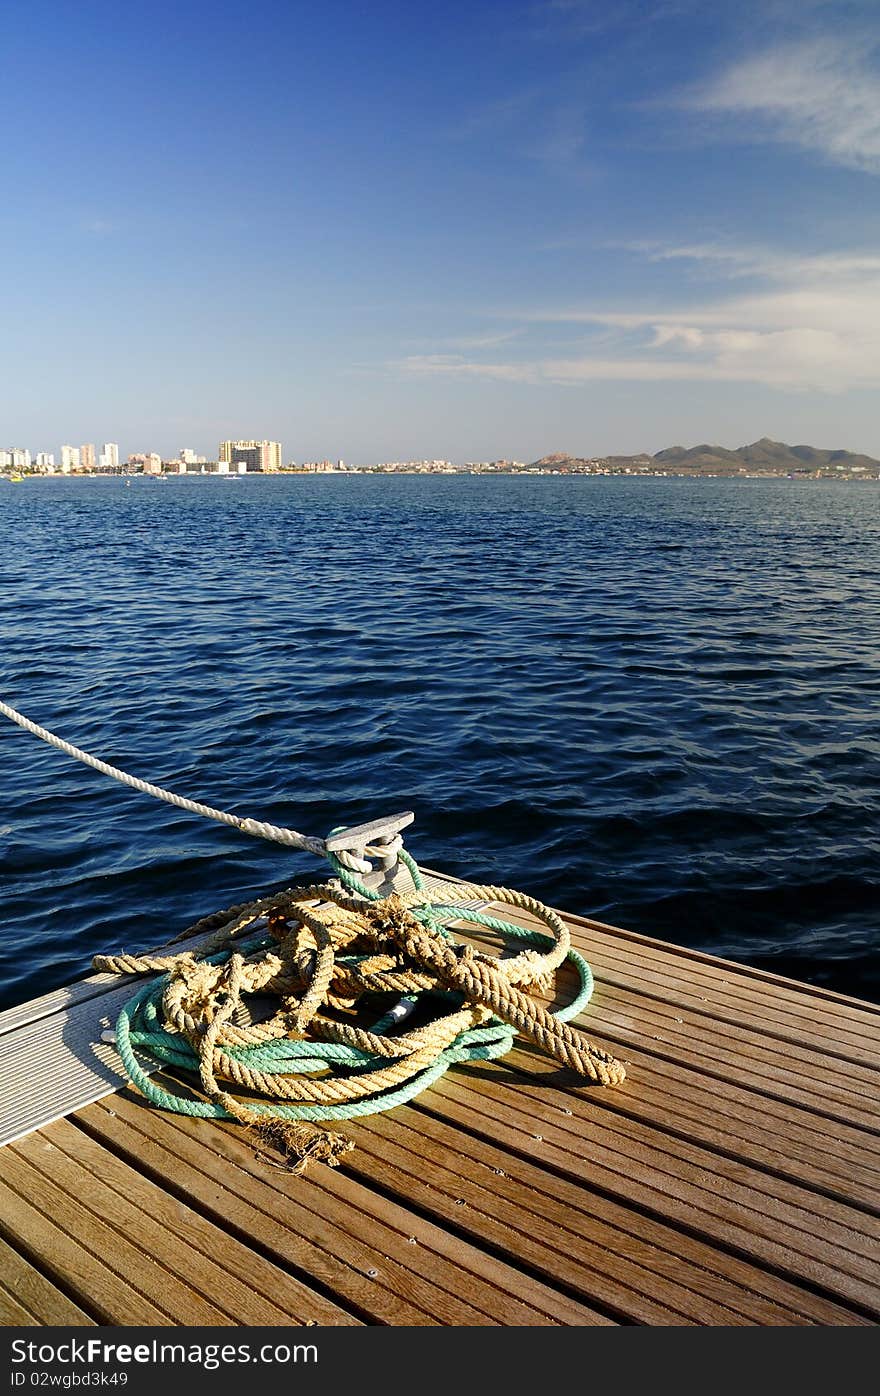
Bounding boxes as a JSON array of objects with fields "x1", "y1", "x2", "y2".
[
  {"x1": 95, "y1": 868, "x2": 626, "y2": 1170},
  {"x1": 2, "y1": 698, "x2": 627, "y2": 1172}
]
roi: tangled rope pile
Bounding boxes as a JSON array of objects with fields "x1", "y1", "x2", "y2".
[{"x1": 95, "y1": 859, "x2": 626, "y2": 1172}]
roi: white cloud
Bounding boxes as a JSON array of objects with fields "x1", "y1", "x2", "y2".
[
  {"x1": 688, "y1": 38, "x2": 880, "y2": 173},
  {"x1": 400, "y1": 354, "x2": 533, "y2": 383},
  {"x1": 398, "y1": 242, "x2": 880, "y2": 392},
  {"x1": 444, "y1": 329, "x2": 525, "y2": 350},
  {"x1": 627, "y1": 243, "x2": 880, "y2": 281}
]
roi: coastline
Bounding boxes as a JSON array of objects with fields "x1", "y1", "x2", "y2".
[{"x1": 4, "y1": 469, "x2": 880, "y2": 483}]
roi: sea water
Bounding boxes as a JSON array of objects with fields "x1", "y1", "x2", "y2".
[{"x1": 0, "y1": 472, "x2": 877, "y2": 1008}]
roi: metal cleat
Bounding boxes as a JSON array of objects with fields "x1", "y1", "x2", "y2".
[{"x1": 325, "y1": 811, "x2": 416, "y2": 896}]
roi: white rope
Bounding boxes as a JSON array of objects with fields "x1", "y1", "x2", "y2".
[
  {"x1": 333, "y1": 832, "x2": 404, "y2": 874},
  {"x1": 0, "y1": 699, "x2": 327, "y2": 856}
]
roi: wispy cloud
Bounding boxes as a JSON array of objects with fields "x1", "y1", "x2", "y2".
[
  {"x1": 401, "y1": 354, "x2": 532, "y2": 383},
  {"x1": 619, "y1": 241, "x2": 880, "y2": 282},
  {"x1": 442, "y1": 329, "x2": 525, "y2": 351},
  {"x1": 397, "y1": 242, "x2": 880, "y2": 392},
  {"x1": 687, "y1": 38, "x2": 880, "y2": 173}
]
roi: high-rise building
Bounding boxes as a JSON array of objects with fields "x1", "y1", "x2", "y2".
[
  {"x1": 103, "y1": 442, "x2": 119, "y2": 471},
  {"x1": 144, "y1": 453, "x2": 162, "y2": 474},
  {"x1": 11, "y1": 448, "x2": 31, "y2": 470},
  {"x1": 218, "y1": 440, "x2": 281, "y2": 472},
  {"x1": 61, "y1": 445, "x2": 80, "y2": 473},
  {"x1": 80, "y1": 444, "x2": 95, "y2": 471},
  {"x1": 36, "y1": 453, "x2": 54, "y2": 469}
]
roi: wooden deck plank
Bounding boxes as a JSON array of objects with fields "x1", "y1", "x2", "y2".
[
  {"x1": 0, "y1": 1144, "x2": 233, "y2": 1325},
  {"x1": 148, "y1": 1105, "x2": 681, "y2": 1323},
  {"x1": 454, "y1": 1052, "x2": 880, "y2": 1262},
  {"x1": 0, "y1": 1287, "x2": 38, "y2": 1324},
  {"x1": 355, "y1": 1104, "x2": 864, "y2": 1326},
  {"x1": 0, "y1": 1175, "x2": 170, "y2": 1326},
  {"x1": 499, "y1": 1048, "x2": 880, "y2": 1255},
  {"x1": 76, "y1": 1099, "x2": 492, "y2": 1327},
  {"x1": 535, "y1": 1045, "x2": 880, "y2": 1212},
  {"x1": 584, "y1": 984, "x2": 878, "y2": 1128},
  {"x1": 0, "y1": 1235, "x2": 94, "y2": 1326},
  {"x1": 421, "y1": 1068, "x2": 880, "y2": 1317},
  {"x1": 564, "y1": 915, "x2": 880, "y2": 1037},
  {"x1": 584, "y1": 941, "x2": 879, "y2": 1063},
  {"x1": 78, "y1": 1092, "x2": 613, "y2": 1326},
  {"x1": 458, "y1": 912, "x2": 880, "y2": 1209},
  {"x1": 337, "y1": 1132, "x2": 690, "y2": 1324},
  {"x1": 86, "y1": 1055, "x2": 871, "y2": 1317},
  {"x1": 0, "y1": 1242, "x2": 95, "y2": 1326},
  {"x1": 452, "y1": 907, "x2": 880, "y2": 1136},
  {"x1": 24, "y1": 1119, "x2": 358, "y2": 1328},
  {"x1": 346, "y1": 1111, "x2": 797, "y2": 1325},
  {"x1": 468, "y1": 909, "x2": 880, "y2": 1154},
  {"x1": 565, "y1": 1028, "x2": 880, "y2": 1173},
  {"x1": 266, "y1": 1135, "x2": 615, "y2": 1328}
]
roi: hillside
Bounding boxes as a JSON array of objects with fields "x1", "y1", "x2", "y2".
[{"x1": 531, "y1": 438, "x2": 880, "y2": 476}]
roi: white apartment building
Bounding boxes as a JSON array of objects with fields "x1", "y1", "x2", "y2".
[
  {"x1": 102, "y1": 442, "x2": 119, "y2": 470},
  {"x1": 60, "y1": 445, "x2": 80, "y2": 473},
  {"x1": 218, "y1": 440, "x2": 281, "y2": 472}
]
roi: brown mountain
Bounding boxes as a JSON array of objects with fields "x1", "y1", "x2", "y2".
[{"x1": 532, "y1": 438, "x2": 880, "y2": 475}]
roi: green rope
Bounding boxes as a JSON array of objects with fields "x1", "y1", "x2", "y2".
[{"x1": 111, "y1": 848, "x2": 595, "y2": 1131}]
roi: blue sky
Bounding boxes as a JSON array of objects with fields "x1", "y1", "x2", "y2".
[{"x1": 2, "y1": 0, "x2": 880, "y2": 462}]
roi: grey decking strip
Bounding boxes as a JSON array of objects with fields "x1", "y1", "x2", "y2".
[
  {"x1": 0, "y1": 926, "x2": 235, "y2": 1041},
  {"x1": 0, "y1": 977, "x2": 151, "y2": 1148}
]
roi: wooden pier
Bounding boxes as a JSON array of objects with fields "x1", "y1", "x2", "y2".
[{"x1": 0, "y1": 873, "x2": 877, "y2": 1327}]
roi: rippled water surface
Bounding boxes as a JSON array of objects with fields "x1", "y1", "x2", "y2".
[{"x1": 1, "y1": 473, "x2": 878, "y2": 1009}]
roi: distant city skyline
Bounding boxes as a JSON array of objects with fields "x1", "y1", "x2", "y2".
[{"x1": 2, "y1": 1, "x2": 880, "y2": 459}]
